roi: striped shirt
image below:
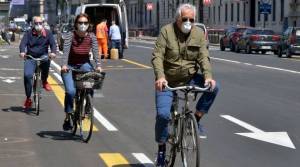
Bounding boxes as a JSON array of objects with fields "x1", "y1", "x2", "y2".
[{"x1": 62, "y1": 31, "x2": 100, "y2": 67}]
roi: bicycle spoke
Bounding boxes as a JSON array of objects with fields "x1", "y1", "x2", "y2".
[{"x1": 79, "y1": 94, "x2": 94, "y2": 143}]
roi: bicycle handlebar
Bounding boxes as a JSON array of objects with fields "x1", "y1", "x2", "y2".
[
  {"x1": 164, "y1": 84, "x2": 210, "y2": 92},
  {"x1": 26, "y1": 55, "x2": 48, "y2": 61}
]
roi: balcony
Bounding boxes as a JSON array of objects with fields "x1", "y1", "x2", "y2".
[{"x1": 0, "y1": 1, "x2": 9, "y2": 11}]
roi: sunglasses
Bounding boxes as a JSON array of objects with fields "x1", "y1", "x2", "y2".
[
  {"x1": 77, "y1": 21, "x2": 89, "y2": 25},
  {"x1": 34, "y1": 22, "x2": 43, "y2": 25},
  {"x1": 181, "y1": 17, "x2": 195, "y2": 23}
]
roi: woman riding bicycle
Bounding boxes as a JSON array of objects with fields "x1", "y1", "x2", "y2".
[{"x1": 61, "y1": 13, "x2": 101, "y2": 131}]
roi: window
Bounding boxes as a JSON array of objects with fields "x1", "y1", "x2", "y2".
[
  {"x1": 243, "y1": 2, "x2": 246, "y2": 21},
  {"x1": 163, "y1": 1, "x2": 165, "y2": 18},
  {"x1": 237, "y1": 3, "x2": 240, "y2": 22},
  {"x1": 231, "y1": 3, "x2": 233, "y2": 22},
  {"x1": 213, "y1": 6, "x2": 216, "y2": 23},
  {"x1": 134, "y1": 5, "x2": 137, "y2": 23},
  {"x1": 168, "y1": 0, "x2": 170, "y2": 18},
  {"x1": 225, "y1": 3, "x2": 228, "y2": 22},
  {"x1": 218, "y1": 6, "x2": 221, "y2": 22},
  {"x1": 150, "y1": 10, "x2": 152, "y2": 24},
  {"x1": 281, "y1": 0, "x2": 284, "y2": 21},
  {"x1": 208, "y1": 7, "x2": 211, "y2": 19},
  {"x1": 258, "y1": 1, "x2": 260, "y2": 21},
  {"x1": 145, "y1": 4, "x2": 147, "y2": 24},
  {"x1": 272, "y1": 0, "x2": 276, "y2": 21}
]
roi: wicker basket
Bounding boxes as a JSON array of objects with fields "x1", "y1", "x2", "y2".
[{"x1": 75, "y1": 74, "x2": 105, "y2": 90}]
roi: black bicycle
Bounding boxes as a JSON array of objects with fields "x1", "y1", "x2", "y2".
[
  {"x1": 26, "y1": 55, "x2": 48, "y2": 115},
  {"x1": 68, "y1": 69, "x2": 105, "y2": 143},
  {"x1": 163, "y1": 84, "x2": 210, "y2": 167}
]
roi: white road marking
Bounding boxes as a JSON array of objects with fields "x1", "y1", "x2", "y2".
[
  {"x1": 51, "y1": 60, "x2": 118, "y2": 131},
  {"x1": 243, "y1": 63, "x2": 253, "y2": 66},
  {"x1": 221, "y1": 115, "x2": 296, "y2": 149},
  {"x1": 0, "y1": 68, "x2": 22, "y2": 71},
  {"x1": 255, "y1": 65, "x2": 300, "y2": 74},
  {"x1": 210, "y1": 57, "x2": 241, "y2": 64},
  {"x1": 93, "y1": 108, "x2": 118, "y2": 131},
  {"x1": 0, "y1": 76, "x2": 21, "y2": 79},
  {"x1": 132, "y1": 153, "x2": 154, "y2": 166},
  {"x1": 2, "y1": 79, "x2": 15, "y2": 83},
  {"x1": 0, "y1": 49, "x2": 7, "y2": 52},
  {"x1": 0, "y1": 55, "x2": 10, "y2": 59},
  {"x1": 131, "y1": 45, "x2": 154, "y2": 50}
]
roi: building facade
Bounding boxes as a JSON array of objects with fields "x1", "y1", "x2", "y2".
[
  {"x1": 205, "y1": 0, "x2": 300, "y2": 33},
  {"x1": 125, "y1": 0, "x2": 207, "y2": 35}
]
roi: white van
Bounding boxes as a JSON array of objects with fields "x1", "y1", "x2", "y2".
[{"x1": 75, "y1": 0, "x2": 129, "y2": 57}]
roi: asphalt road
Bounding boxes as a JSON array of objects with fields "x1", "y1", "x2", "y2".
[{"x1": 0, "y1": 40, "x2": 299, "y2": 167}]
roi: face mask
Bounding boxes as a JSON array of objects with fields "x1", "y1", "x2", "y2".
[
  {"x1": 35, "y1": 25, "x2": 43, "y2": 31},
  {"x1": 78, "y1": 24, "x2": 89, "y2": 32},
  {"x1": 181, "y1": 21, "x2": 192, "y2": 34}
]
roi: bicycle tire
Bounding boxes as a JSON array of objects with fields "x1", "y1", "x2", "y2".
[
  {"x1": 33, "y1": 74, "x2": 40, "y2": 115},
  {"x1": 71, "y1": 96, "x2": 80, "y2": 136},
  {"x1": 180, "y1": 113, "x2": 200, "y2": 167},
  {"x1": 79, "y1": 93, "x2": 94, "y2": 143},
  {"x1": 165, "y1": 111, "x2": 181, "y2": 167}
]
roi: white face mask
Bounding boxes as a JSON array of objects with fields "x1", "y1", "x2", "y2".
[
  {"x1": 78, "y1": 24, "x2": 89, "y2": 32},
  {"x1": 181, "y1": 21, "x2": 192, "y2": 34},
  {"x1": 35, "y1": 25, "x2": 43, "y2": 31}
]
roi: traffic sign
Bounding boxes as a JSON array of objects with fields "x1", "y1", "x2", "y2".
[{"x1": 259, "y1": 3, "x2": 271, "y2": 14}]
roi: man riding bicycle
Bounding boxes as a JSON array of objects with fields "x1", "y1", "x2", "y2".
[
  {"x1": 19, "y1": 16, "x2": 56, "y2": 109},
  {"x1": 151, "y1": 3, "x2": 219, "y2": 166}
]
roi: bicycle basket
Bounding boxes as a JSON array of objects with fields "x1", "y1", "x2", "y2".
[{"x1": 75, "y1": 72, "x2": 105, "y2": 90}]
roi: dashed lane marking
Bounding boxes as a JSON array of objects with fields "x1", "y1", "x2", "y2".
[{"x1": 121, "y1": 59, "x2": 152, "y2": 69}]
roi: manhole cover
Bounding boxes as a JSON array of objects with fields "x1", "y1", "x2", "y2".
[
  {"x1": 0, "y1": 150, "x2": 34, "y2": 158},
  {"x1": 0, "y1": 137, "x2": 30, "y2": 144}
]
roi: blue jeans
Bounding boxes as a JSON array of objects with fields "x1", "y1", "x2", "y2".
[
  {"x1": 24, "y1": 55, "x2": 50, "y2": 98},
  {"x1": 155, "y1": 73, "x2": 220, "y2": 143},
  {"x1": 61, "y1": 63, "x2": 93, "y2": 113},
  {"x1": 111, "y1": 39, "x2": 122, "y2": 58}
]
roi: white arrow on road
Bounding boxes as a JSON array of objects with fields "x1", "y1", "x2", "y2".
[
  {"x1": 2, "y1": 79, "x2": 15, "y2": 83},
  {"x1": 0, "y1": 55, "x2": 10, "y2": 59},
  {"x1": 221, "y1": 115, "x2": 296, "y2": 149}
]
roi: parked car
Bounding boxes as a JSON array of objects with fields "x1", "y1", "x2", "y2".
[
  {"x1": 56, "y1": 24, "x2": 72, "y2": 51},
  {"x1": 235, "y1": 28, "x2": 280, "y2": 54},
  {"x1": 194, "y1": 23, "x2": 209, "y2": 49},
  {"x1": 220, "y1": 26, "x2": 247, "y2": 51},
  {"x1": 277, "y1": 27, "x2": 300, "y2": 58}
]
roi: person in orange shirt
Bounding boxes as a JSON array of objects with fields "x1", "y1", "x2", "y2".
[{"x1": 96, "y1": 19, "x2": 109, "y2": 59}]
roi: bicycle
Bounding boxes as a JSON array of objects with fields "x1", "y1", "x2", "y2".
[
  {"x1": 26, "y1": 55, "x2": 48, "y2": 115},
  {"x1": 68, "y1": 69, "x2": 105, "y2": 143},
  {"x1": 163, "y1": 84, "x2": 210, "y2": 167}
]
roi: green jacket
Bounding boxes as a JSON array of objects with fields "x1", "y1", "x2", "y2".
[{"x1": 152, "y1": 23, "x2": 212, "y2": 87}]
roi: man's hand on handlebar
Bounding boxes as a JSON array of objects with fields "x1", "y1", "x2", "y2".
[
  {"x1": 155, "y1": 77, "x2": 168, "y2": 92},
  {"x1": 204, "y1": 78, "x2": 216, "y2": 91}
]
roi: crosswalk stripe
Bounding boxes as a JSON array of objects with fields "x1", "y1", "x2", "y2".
[
  {"x1": 48, "y1": 75, "x2": 99, "y2": 131},
  {"x1": 99, "y1": 153, "x2": 130, "y2": 167}
]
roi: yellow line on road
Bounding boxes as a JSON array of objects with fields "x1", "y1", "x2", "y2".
[
  {"x1": 99, "y1": 153, "x2": 130, "y2": 167},
  {"x1": 48, "y1": 76, "x2": 98, "y2": 131},
  {"x1": 121, "y1": 59, "x2": 152, "y2": 69}
]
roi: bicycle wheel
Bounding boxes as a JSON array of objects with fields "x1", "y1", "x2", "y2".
[
  {"x1": 71, "y1": 96, "x2": 80, "y2": 136},
  {"x1": 79, "y1": 93, "x2": 94, "y2": 143},
  {"x1": 180, "y1": 113, "x2": 200, "y2": 167},
  {"x1": 165, "y1": 111, "x2": 181, "y2": 167}
]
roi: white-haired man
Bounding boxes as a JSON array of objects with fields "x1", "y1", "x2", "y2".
[{"x1": 152, "y1": 4, "x2": 219, "y2": 166}]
